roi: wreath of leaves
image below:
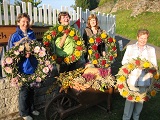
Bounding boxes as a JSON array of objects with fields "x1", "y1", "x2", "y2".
[
  {"x1": 88, "y1": 32, "x2": 117, "y2": 68},
  {"x1": 116, "y1": 58, "x2": 160, "y2": 102},
  {"x1": 43, "y1": 24, "x2": 85, "y2": 64},
  {"x1": 2, "y1": 40, "x2": 54, "y2": 87}
]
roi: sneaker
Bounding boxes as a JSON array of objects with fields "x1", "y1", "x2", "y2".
[
  {"x1": 32, "y1": 110, "x2": 40, "y2": 116},
  {"x1": 23, "y1": 115, "x2": 33, "y2": 120}
]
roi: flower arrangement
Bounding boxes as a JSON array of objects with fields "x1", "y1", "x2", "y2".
[
  {"x1": 2, "y1": 40, "x2": 54, "y2": 87},
  {"x1": 88, "y1": 32, "x2": 117, "y2": 68},
  {"x1": 116, "y1": 58, "x2": 160, "y2": 102},
  {"x1": 43, "y1": 24, "x2": 85, "y2": 64},
  {"x1": 56, "y1": 67, "x2": 116, "y2": 92}
]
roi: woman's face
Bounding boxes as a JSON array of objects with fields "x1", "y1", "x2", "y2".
[
  {"x1": 89, "y1": 18, "x2": 97, "y2": 27},
  {"x1": 60, "y1": 15, "x2": 70, "y2": 26},
  {"x1": 17, "y1": 17, "x2": 30, "y2": 32},
  {"x1": 137, "y1": 34, "x2": 148, "y2": 47}
]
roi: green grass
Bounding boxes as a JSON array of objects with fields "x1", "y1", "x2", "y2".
[
  {"x1": 112, "y1": 10, "x2": 160, "y2": 47},
  {"x1": 55, "y1": 9, "x2": 160, "y2": 120},
  {"x1": 33, "y1": 10, "x2": 160, "y2": 120}
]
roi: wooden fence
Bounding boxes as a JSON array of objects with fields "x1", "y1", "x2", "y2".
[{"x1": 0, "y1": 1, "x2": 116, "y2": 77}]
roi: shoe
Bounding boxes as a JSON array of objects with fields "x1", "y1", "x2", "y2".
[
  {"x1": 32, "y1": 110, "x2": 40, "y2": 116},
  {"x1": 23, "y1": 115, "x2": 33, "y2": 120}
]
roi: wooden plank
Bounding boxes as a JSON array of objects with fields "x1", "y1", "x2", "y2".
[{"x1": 0, "y1": 25, "x2": 51, "y2": 46}]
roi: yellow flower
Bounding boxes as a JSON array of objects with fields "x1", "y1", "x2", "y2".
[
  {"x1": 118, "y1": 76, "x2": 126, "y2": 82},
  {"x1": 135, "y1": 96, "x2": 141, "y2": 102},
  {"x1": 113, "y1": 38, "x2": 116, "y2": 43},
  {"x1": 122, "y1": 90, "x2": 128, "y2": 97},
  {"x1": 74, "y1": 51, "x2": 81, "y2": 57},
  {"x1": 89, "y1": 38, "x2": 94, "y2": 44},
  {"x1": 47, "y1": 35, "x2": 51, "y2": 40},
  {"x1": 143, "y1": 62, "x2": 150, "y2": 68},
  {"x1": 64, "y1": 57, "x2": 70, "y2": 64},
  {"x1": 52, "y1": 55, "x2": 57, "y2": 60},
  {"x1": 154, "y1": 73, "x2": 159, "y2": 80},
  {"x1": 114, "y1": 53, "x2": 117, "y2": 57},
  {"x1": 92, "y1": 60, "x2": 98, "y2": 64},
  {"x1": 58, "y1": 25, "x2": 63, "y2": 32},
  {"x1": 105, "y1": 64, "x2": 109, "y2": 68},
  {"x1": 101, "y1": 33, "x2": 107, "y2": 39},
  {"x1": 77, "y1": 41, "x2": 82, "y2": 45},
  {"x1": 151, "y1": 90, "x2": 156, "y2": 96},
  {"x1": 88, "y1": 50, "x2": 92, "y2": 55},
  {"x1": 69, "y1": 30, "x2": 75, "y2": 37},
  {"x1": 127, "y1": 64, "x2": 134, "y2": 70}
]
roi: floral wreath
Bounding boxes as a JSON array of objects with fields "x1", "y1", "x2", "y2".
[
  {"x1": 55, "y1": 67, "x2": 116, "y2": 92},
  {"x1": 2, "y1": 39, "x2": 54, "y2": 87},
  {"x1": 43, "y1": 24, "x2": 85, "y2": 64},
  {"x1": 88, "y1": 32, "x2": 117, "y2": 68},
  {"x1": 116, "y1": 58, "x2": 160, "y2": 102}
]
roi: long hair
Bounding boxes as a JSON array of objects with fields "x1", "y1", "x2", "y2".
[{"x1": 87, "y1": 14, "x2": 99, "y2": 30}]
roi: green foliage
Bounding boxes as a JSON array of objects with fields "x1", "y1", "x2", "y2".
[
  {"x1": 74, "y1": 0, "x2": 99, "y2": 11},
  {"x1": 113, "y1": 10, "x2": 160, "y2": 47},
  {"x1": 99, "y1": 0, "x2": 117, "y2": 6}
]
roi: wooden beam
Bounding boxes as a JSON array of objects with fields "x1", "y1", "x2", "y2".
[{"x1": 0, "y1": 25, "x2": 51, "y2": 46}]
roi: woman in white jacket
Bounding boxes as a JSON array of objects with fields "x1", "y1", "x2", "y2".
[{"x1": 122, "y1": 29, "x2": 157, "y2": 120}]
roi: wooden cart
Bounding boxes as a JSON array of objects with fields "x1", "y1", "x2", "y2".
[{"x1": 44, "y1": 87, "x2": 114, "y2": 120}]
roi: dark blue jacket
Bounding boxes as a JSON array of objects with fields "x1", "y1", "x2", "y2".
[{"x1": 8, "y1": 27, "x2": 38, "y2": 75}]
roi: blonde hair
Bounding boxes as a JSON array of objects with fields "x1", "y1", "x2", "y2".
[{"x1": 87, "y1": 14, "x2": 99, "y2": 30}]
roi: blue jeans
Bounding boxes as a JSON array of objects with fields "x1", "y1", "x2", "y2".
[{"x1": 19, "y1": 86, "x2": 34, "y2": 117}]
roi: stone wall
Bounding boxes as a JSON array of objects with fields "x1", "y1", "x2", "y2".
[{"x1": 0, "y1": 76, "x2": 56, "y2": 120}]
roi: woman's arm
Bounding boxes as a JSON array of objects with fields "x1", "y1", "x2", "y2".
[{"x1": 59, "y1": 33, "x2": 68, "y2": 48}]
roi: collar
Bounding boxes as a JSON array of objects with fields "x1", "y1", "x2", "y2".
[{"x1": 135, "y1": 42, "x2": 147, "y2": 50}]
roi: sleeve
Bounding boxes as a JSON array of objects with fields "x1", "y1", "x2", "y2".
[
  {"x1": 83, "y1": 29, "x2": 88, "y2": 48},
  {"x1": 7, "y1": 34, "x2": 15, "y2": 49},
  {"x1": 82, "y1": 29, "x2": 89, "y2": 62},
  {"x1": 149, "y1": 47, "x2": 157, "y2": 67},
  {"x1": 121, "y1": 45, "x2": 131, "y2": 65}
]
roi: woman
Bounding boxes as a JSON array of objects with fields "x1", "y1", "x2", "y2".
[
  {"x1": 8, "y1": 13, "x2": 39, "y2": 120},
  {"x1": 55, "y1": 11, "x2": 84, "y2": 73},
  {"x1": 122, "y1": 29, "x2": 157, "y2": 120},
  {"x1": 83, "y1": 14, "x2": 105, "y2": 63}
]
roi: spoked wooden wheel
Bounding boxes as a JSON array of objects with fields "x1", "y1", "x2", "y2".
[{"x1": 44, "y1": 93, "x2": 73, "y2": 120}]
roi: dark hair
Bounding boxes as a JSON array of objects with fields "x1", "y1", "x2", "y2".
[
  {"x1": 17, "y1": 13, "x2": 30, "y2": 23},
  {"x1": 87, "y1": 14, "x2": 99, "y2": 30},
  {"x1": 58, "y1": 11, "x2": 71, "y2": 24},
  {"x1": 137, "y1": 29, "x2": 150, "y2": 38}
]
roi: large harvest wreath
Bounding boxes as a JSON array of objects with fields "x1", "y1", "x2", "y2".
[
  {"x1": 55, "y1": 66, "x2": 116, "y2": 92},
  {"x1": 88, "y1": 32, "x2": 117, "y2": 68},
  {"x1": 43, "y1": 24, "x2": 85, "y2": 64},
  {"x1": 116, "y1": 58, "x2": 160, "y2": 102},
  {"x1": 2, "y1": 39, "x2": 54, "y2": 87}
]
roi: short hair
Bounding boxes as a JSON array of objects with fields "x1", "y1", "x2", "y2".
[
  {"x1": 87, "y1": 14, "x2": 99, "y2": 29},
  {"x1": 17, "y1": 13, "x2": 30, "y2": 23},
  {"x1": 58, "y1": 11, "x2": 71, "y2": 24},
  {"x1": 137, "y1": 29, "x2": 150, "y2": 38}
]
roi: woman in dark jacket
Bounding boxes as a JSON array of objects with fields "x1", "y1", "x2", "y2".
[
  {"x1": 83, "y1": 14, "x2": 105, "y2": 63},
  {"x1": 8, "y1": 13, "x2": 39, "y2": 120}
]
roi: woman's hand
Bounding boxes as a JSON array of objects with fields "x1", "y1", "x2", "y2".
[
  {"x1": 59, "y1": 33, "x2": 68, "y2": 48},
  {"x1": 102, "y1": 51, "x2": 106, "y2": 57},
  {"x1": 25, "y1": 52, "x2": 30, "y2": 58}
]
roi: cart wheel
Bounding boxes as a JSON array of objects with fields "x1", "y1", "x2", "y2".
[{"x1": 44, "y1": 93, "x2": 73, "y2": 120}]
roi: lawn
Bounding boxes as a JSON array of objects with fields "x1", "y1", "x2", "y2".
[{"x1": 33, "y1": 10, "x2": 160, "y2": 120}]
